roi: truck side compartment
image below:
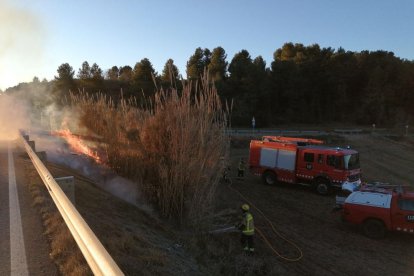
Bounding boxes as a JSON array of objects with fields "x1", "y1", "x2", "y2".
[{"x1": 249, "y1": 136, "x2": 361, "y2": 195}]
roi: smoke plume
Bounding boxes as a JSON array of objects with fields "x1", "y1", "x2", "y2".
[
  {"x1": 0, "y1": 94, "x2": 30, "y2": 140},
  {"x1": 0, "y1": 1, "x2": 45, "y2": 90},
  {"x1": 29, "y1": 111, "x2": 151, "y2": 212}
]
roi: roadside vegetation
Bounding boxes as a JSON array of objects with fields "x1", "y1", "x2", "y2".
[
  {"x1": 70, "y1": 72, "x2": 230, "y2": 224},
  {"x1": 23, "y1": 156, "x2": 91, "y2": 276}
]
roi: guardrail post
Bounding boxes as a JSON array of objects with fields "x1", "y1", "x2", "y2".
[
  {"x1": 55, "y1": 176, "x2": 76, "y2": 205},
  {"x1": 28, "y1": 140, "x2": 36, "y2": 151},
  {"x1": 36, "y1": 151, "x2": 47, "y2": 162}
]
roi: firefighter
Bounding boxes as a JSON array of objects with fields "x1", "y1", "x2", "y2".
[
  {"x1": 236, "y1": 203, "x2": 255, "y2": 255},
  {"x1": 222, "y1": 166, "x2": 231, "y2": 184},
  {"x1": 238, "y1": 158, "x2": 245, "y2": 179}
]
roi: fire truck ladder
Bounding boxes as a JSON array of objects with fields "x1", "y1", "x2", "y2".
[{"x1": 262, "y1": 136, "x2": 324, "y2": 145}]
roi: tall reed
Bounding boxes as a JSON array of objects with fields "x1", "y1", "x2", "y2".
[{"x1": 71, "y1": 73, "x2": 230, "y2": 224}]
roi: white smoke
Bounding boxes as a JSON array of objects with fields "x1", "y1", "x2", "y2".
[
  {"x1": 31, "y1": 130, "x2": 152, "y2": 213},
  {"x1": 0, "y1": 94, "x2": 30, "y2": 140},
  {"x1": 0, "y1": 0, "x2": 46, "y2": 90}
]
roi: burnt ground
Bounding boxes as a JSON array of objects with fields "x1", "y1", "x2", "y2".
[
  {"x1": 22, "y1": 134, "x2": 414, "y2": 275},
  {"x1": 211, "y1": 134, "x2": 414, "y2": 275}
]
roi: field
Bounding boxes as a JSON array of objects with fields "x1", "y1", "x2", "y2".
[
  {"x1": 212, "y1": 134, "x2": 414, "y2": 275},
  {"x1": 24, "y1": 133, "x2": 414, "y2": 275}
]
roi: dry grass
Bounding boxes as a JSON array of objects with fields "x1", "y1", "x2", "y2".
[
  {"x1": 25, "y1": 164, "x2": 92, "y2": 275},
  {"x1": 31, "y1": 161, "x2": 203, "y2": 275},
  {"x1": 71, "y1": 72, "x2": 230, "y2": 224}
]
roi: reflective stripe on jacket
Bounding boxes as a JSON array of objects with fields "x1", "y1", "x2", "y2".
[{"x1": 242, "y1": 212, "x2": 254, "y2": 236}]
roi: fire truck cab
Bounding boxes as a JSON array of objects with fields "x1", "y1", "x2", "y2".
[{"x1": 249, "y1": 136, "x2": 361, "y2": 195}]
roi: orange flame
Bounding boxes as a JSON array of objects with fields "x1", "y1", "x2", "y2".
[{"x1": 53, "y1": 129, "x2": 103, "y2": 164}]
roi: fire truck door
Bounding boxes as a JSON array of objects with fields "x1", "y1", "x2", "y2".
[
  {"x1": 297, "y1": 151, "x2": 315, "y2": 179},
  {"x1": 392, "y1": 198, "x2": 414, "y2": 232}
]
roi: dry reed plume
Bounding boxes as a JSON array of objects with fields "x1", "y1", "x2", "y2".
[{"x1": 71, "y1": 72, "x2": 230, "y2": 224}]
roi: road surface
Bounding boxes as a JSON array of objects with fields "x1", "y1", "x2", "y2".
[{"x1": 0, "y1": 141, "x2": 58, "y2": 275}]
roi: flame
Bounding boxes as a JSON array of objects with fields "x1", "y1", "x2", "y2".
[{"x1": 53, "y1": 129, "x2": 103, "y2": 164}]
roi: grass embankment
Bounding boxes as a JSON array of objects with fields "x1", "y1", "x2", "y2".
[
  {"x1": 24, "y1": 155, "x2": 204, "y2": 275},
  {"x1": 23, "y1": 157, "x2": 91, "y2": 276}
]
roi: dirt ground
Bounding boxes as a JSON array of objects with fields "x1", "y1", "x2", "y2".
[{"x1": 211, "y1": 134, "x2": 414, "y2": 275}]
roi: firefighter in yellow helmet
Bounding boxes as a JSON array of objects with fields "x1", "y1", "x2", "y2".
[{"x1": 236, "y1": 203, "x2": 255, "y2": 255}]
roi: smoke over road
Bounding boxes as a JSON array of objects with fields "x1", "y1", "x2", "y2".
[
  {"x1": 0, "y1": 94, "x2": 30, "y2": 140},
  {"x1": 31, "y1": 127, "x2": 150, "y2": 212},
  {"x1": 0, "y1": 0, "x2": 46, "y2": 90},
  {"x1": 0, "y1": 83, "x2": 149, "y2": 211}
]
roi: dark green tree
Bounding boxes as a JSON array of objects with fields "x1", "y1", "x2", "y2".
[
  {"x1": 107, "y1": 66, "x2": 119, "y2": 80},
  {"x1": 119, "y1": 66, "x2": 133, "y2": 82},
  {"x1": 90, "y1": 63, "x2": 103, "y2": 80},
  {"x1": 203, "y1": 48, "x2": 212, "y2": 68},
  {"x1": 54, "y1": 63, "x2": 75, "y2": 103},
  {"x1": 77, "y1": 61, "x2": 92, "y2": 79},
  {"x1": 226, "y1": 50, "x2": 258, "y2": 125},
  {"x1": 186, "y1": 47, "x2": 205, "y2": 81},
  {"x1": 208, "y1": 46, "x2": 228, "y2": 82},
  {"x1": 186, "y1": 47, "x2": 212, "y2": 82},
  {"x1": 251, "y1": 56, "x2": 272, "y2": 125},
  {"x1": 56, "y1": 63, "x2": 75, "y2": 81},
  {"x1": 133, "y1": 58, "x2": 157, "y2": 95},
  {"x1": 161, "y1": 59, "x2": 180, "y2": 88},
  {"x1": 228, "y1": 50, "x2": 253, "y2": 81},
  {"x1": 41, "y1": 43, "x2": 414, "y2": 127}
]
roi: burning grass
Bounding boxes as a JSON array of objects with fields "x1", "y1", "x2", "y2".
[
  {"x1": 70, "y1": 73, "x2": 230, "y2": 224},
  {"x1": 52, "y1": 129, "x2": 104, "y2": 164}
]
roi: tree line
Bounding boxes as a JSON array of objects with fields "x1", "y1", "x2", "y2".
[{"x1": 6, "y1": 42, "x2": 414, "y2": 127}]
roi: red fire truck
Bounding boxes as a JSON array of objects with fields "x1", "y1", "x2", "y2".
[
  {"x1": 341, "y1": 183, "x2": 414, "y2": 238},
  {"x1": 249, "y1": 136, "x2": 361, "y2": 195}
]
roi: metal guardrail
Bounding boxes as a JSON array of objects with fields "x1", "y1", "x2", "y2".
[
  {"x1": 20, "y1": 133, "x2": 124, "y2": 276},
  {"x1": 225, "y1": 129, "x2": 328, "y2": 136}
]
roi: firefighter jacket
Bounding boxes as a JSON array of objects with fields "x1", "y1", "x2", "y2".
[
  {"x1": 239, "y1": 212, "x2": 254, "y2": 236},
  {"x1": 238, "y1": 161, "x2": 246, "y2": 171}
]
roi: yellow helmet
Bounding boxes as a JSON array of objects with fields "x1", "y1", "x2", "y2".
[{"x1": 241, "y1": 204, "x2": 250, "y2": 211}]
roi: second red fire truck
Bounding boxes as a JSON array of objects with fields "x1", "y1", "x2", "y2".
[
  {"x1": 249, "y1": 136, "x2": 361, "y2": 195},
  {"x1": 340, "y1": 183, "x2": 414, "y2": 239}
]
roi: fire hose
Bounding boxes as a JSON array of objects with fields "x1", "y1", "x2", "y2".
[{"x1": 225, "y1": 176, "x2": 303, "y2": 262}]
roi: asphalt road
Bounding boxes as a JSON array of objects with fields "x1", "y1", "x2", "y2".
[{"x1": 0, "y1": 141, "x2": 58, "y2": 275}]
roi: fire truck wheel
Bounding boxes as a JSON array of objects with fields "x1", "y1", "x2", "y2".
[
  {"x1": 314, "y1": 178, "x2": 331, "y2": 195},
  {"x1": 362, "y1": 219, "x2": 385, "y2": 239},
  {"x1": 262, "y1": 171, "x2": 277, "y2": 185}
]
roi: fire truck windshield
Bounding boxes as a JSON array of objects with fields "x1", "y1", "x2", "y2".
[{"x1": 344, "y1": 153, "x2": 360, "y2": 170}]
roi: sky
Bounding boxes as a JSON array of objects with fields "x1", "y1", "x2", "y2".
[{"x1": 0, "y1": 0, "x2": 413, "y2": 91}]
